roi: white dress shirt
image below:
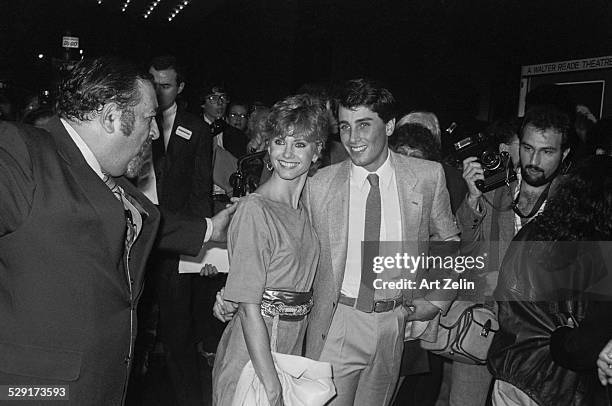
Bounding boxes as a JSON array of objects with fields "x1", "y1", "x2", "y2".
[
  {"x1": 161, "y1": 102, "x2": 178, "y2": 149},
  {"x1": 341, "y1": 152, "x2": 402, "y2": 298}
]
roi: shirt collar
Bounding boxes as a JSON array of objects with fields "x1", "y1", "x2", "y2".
[
  {"x1": 350, "y1": 150, "x2": 394, "y2": 190},
  {"x1": 162, "y1": 102, "x2": 177, "y2": 120},
  {"x1": 60, "y1": 118, "x2": 105, "y2": 180}
]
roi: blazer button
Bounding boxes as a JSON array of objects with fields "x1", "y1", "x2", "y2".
[{"x1": 124, "y1": 356, "x2": 130, "y2": 364}]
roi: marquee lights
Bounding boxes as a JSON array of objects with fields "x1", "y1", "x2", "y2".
[
  {"x1": 121, "y1": 0, "x2": 132, "y2": 13},
  {"x1": 168, "y1": 0, "x2": 189, "y2": 22},
  {"x1": 143, "y1": 0, "x2": 162, "y2": 19}
]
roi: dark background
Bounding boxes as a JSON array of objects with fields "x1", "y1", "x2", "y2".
[{"x1": 2, "y1": 0, "x2": 612, "y2": 125}]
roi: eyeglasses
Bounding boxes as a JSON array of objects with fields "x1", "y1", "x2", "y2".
[
  {"x1": 206, "y1": 94, "x2": 229, "y2": 104},
  {"x1": 229, "y1": 112, "x2": 247, "y2": 119}
]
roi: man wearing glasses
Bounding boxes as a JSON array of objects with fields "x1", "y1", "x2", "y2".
[
  {"x1": 200, "y1": 85, "x2": 248, "y2": 201},
  {"x1": 200, "y1": 85, "x2": 248, "y2": 162}
]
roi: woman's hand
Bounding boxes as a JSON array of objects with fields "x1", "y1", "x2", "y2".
[{"x1": 597, "y1": 339, "x2": 612, "y2": 386}]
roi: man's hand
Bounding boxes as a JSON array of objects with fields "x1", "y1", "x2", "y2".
[
  {"x1": 405, "y1": 297, "x2": 441, "y2": 322},
  {"x1": 213, "y1": 287, "x2": 239, "y2": 322},
  {"x1": 597, "y1": 339, "x2": 612, "y2": 386},
  {"x1": 210, "y1": 202, "x2": 238, "y2": 242},
  {"x1": 462, "y1": 156, "x2": 484, "y2": 210},
  {"x1": 200, "y1": 264, "x2": 219, "y2": 277}
]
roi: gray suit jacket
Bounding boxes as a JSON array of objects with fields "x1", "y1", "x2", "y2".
[{"x1": 304, "y1": 151, "x2": 459, "y2": 360}]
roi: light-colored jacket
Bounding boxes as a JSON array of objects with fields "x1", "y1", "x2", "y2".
[{"x1": 304, "y1": 151, "x2": 460, "y2": 360}]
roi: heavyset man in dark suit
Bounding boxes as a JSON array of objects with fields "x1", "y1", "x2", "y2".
[{"x1": 0, "y1": 57, "x2": 234, "y2": 406}]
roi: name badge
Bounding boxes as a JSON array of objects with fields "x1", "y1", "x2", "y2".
[{"x1": 176, "y1": 126, "x2": 192, "y2": 140}]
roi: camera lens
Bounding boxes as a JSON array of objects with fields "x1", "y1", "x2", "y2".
[{"x1": 481, "y1": 150, "x2": 501, "y2": 170}]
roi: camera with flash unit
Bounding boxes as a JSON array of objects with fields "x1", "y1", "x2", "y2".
[{"x1": 452, "y1": 132, "x2": 517, "y2": 193}]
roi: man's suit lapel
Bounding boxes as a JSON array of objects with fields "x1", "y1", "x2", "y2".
[
  {"x1": 324, "y1": 160, "x2": 351, "y2": 291},
  {"x1": 45, "y1": 117, "x2": 127, "y2": 271}
]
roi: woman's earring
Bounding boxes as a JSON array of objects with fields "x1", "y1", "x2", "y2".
[{"x1": 266, "y1": 160, "x2": 274, "y2": 172}]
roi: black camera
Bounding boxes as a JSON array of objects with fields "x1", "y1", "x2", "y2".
[
  {"x1": 452, "y1": 132, "x2": 517, "y2": 193},
  {"x1": 229, "y1": 151, "x2": 267, "y2": 197}
]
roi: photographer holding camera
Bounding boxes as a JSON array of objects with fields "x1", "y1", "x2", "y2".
[{"x1": 450, "y1": 105, "x2": 571, "y2": 406}]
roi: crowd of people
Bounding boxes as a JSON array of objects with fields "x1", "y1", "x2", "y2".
[{"x1": 1, "y1": 55, "x2": 612, "y2": 406}]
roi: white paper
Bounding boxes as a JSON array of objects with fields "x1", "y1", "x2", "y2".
[{"x1": 178, "y1": 241, "x2": 230, "y2": 274}]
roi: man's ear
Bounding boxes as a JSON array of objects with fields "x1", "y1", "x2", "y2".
[
  {"x1": 99, "y1": 103, "x2": 121, "y2": 135},
  {"x1": 177, "y1": 82, "x2": 185, "y2": 95},
  {"x1": 562, "y1": 147, "x2": 570, "y2": 162},
  {"x1": 385, "y1": 118, "x2": 396, "y2": 137}
]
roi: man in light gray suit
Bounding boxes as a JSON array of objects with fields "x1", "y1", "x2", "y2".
[
  {"x1": 214, "y1": 79, "x2": 459, "y2": 405},
  {"x1": 302, "y1": 79, "x2": 459, "y2": 405}
]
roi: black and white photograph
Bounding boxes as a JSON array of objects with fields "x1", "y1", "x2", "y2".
[{"x1": 1, "y1": 1, "x2": 612, "y2": 405}]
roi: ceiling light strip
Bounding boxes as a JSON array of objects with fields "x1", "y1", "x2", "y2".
[
  {"x1": 143, "y1": 0, "x2": 162, "y2": 19},
  {"x1": 168, "y1": 0, "x2": 189, "y2": 22},
  {"x1": 121, "y1": 0, "x2": 132, "y2": 13}
]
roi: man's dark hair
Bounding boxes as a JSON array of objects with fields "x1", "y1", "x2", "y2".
[
  {"x1": 57, "y1": 57, "x2": 150, "y2": 122},
  {"x1": 521, "y1": 105, "x2": 571, "y2": 149},
  {"x1": 392, "y1": 123, "x2": 440, "y2": 161},
  {"x1": 337, "y1": 78, "x2": 395, "y2": 123},
  {"x1": 198, "y1": 82, "x2": 228, "y2": 105},
  {"x1": 149, "y1": 54, "x2": 185, "y2": 85}
]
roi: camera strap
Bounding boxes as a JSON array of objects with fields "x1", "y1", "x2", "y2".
[{"x1": 511, "y1": 181, "x2": 551, "y2": 219}]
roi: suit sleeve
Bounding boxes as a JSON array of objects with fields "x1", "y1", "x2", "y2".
[
  {"x1": 186, "y1": 120, "x2": 213, "y2": 218},
  {"x1": 456, "y1": 194, "x2": 487, "y2": 246},
  {"x1": 425, "y1": 164, "x2": 460, "y2": 310},
  {"x1": 428, "y1": 164, "x2": 460, "y2": 241},
  {"x1": 154, "y1": 208, "x2": 207, "y2": 256},
  {"x1": 0, "y1": 124, "x2": 35, "y2": 236}
]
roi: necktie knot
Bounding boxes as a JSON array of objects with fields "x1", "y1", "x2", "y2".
[{"x1": 367, "y1": 173, "x2": 379, "y2": 187}]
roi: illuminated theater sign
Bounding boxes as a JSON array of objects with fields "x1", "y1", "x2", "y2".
[{"x1": 519, "y1": 55, "x2": 612, "y2": 118}]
